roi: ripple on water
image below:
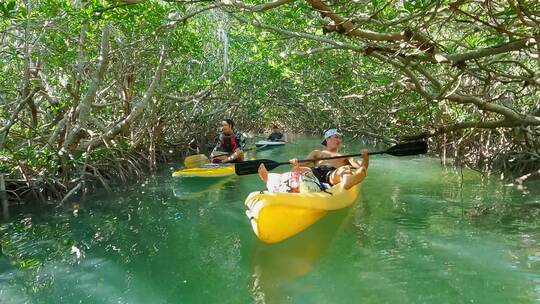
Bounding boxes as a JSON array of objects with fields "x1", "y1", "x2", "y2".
[
  {"x1": 1, "y1": 136, "x2": 539, "y2": 304},
  {"x1": 394, "y1": 216, "x2": 429, "y2": 230}
]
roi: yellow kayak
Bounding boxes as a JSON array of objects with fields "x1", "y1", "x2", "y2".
[
  {"x1": 172, "y1": 163, "x2": 235, "y2": 178},
  {"x1": 244, "y1": 184, "x2": 359, "y2": 243}
]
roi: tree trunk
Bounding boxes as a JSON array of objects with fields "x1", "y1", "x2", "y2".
[{"x1": 0, "y1": 174, "x2": 8, "y2": 220}]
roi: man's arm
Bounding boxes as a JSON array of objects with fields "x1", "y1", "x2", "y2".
[
  {"x1": 292, "y1": 150, "x2": 320, "y2": 167},
  {"x1": 358, "y1": 149, "x2": 369, "y2": 169},
  {"x1": 348, "y1": 149, "x2": 369, "y2": 169},
  {"x1": 223, "y1": 148, "x2": 243, "y2": 162}
]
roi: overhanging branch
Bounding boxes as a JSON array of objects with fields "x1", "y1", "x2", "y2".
[
  {"x1": 402, "y1": 119, "x2": 524, "y2": 140},
  {"x1": 220, "y1": 0, "x2": 294, "y2": 12}
]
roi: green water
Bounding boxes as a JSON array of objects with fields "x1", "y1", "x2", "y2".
[{"x1": 1, "y1": 136, "x2": 539, "y2": 303}]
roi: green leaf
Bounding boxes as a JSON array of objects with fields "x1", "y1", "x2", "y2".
[{"x1": 6, "y1": 0, "x2": 15, "y2": 11}]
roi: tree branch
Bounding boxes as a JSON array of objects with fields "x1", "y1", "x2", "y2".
[
  {"x1": 230, "y1": 14, "x2": 368, "y2": 52},
  {"x1": 0, "y1": 87, "x2": 41, "y2": 149},
  {"x1": 444, "y1": 39, "x2": 530, "y2": 64},
  {"x1": 63, "y1": 25, "x2": 110, "y2": 149},
  {"x1": 306, "y1": 0, "x2": 405, "y2": 42},
  {"x1": 446, "y1": 93, "x2": 540, "y2": 125},
  {"x1": 448, "y1": 2, "x2": 530, "y2": 38},
  {"x1": 372, "y1": 51, "x2": 434, "y2": 100},
  {"x1": 220, "y1": 0, "x2": 295, "y2": 12},
  {"x1": 402, "y1": 119, "x2": 525, "y2": 140},
  {"x1": 82, "y1": 46, "x2": 167, "y2": 149},
  {"x1": 166, "y1": 75, "x2": 225, "y2": 103}
]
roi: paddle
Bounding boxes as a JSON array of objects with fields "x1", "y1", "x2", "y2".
[
  {"x1": 184, "y1": 154, "x2": 210, "y2": 169},
  {"x1": 234, "y1": 141, "x2": 428, "y2": 176},
  {"x1": 184, "y1": 147, "x2": 259, "y2": 168}
]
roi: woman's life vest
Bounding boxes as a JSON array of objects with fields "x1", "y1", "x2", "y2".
[
  {"x1": 219, "y1": 133, "x2": 239, "y2": 153},
  {"x1": 214, "y1": 131, "x2": 246, "y2": 154}
]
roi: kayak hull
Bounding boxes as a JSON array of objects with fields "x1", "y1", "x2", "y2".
[
  {"x1": 255, "y1": 140, "x2": 286, "y2": 148},
  {"x1": 244, "y1": 184, "x2": 359, "y2": 243},
  {"x1": 172, "y1": 164, "x2": 235, "y2": 178}
]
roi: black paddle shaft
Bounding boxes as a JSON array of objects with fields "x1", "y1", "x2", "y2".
[
  {"x1": 235, "y1": 141, "x2": 428, "y2": 175},
  {"x1": 284, "y1": 141, "x2": 428, "y2": 163}
]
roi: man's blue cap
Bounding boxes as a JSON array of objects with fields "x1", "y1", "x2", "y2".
[{"x1": 321, "y1": 128, "x2": 342, "y2": 145}]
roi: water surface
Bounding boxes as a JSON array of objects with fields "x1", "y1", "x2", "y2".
[{"x1": 1, "y1": 136, "x2": 539, "y2": 303}]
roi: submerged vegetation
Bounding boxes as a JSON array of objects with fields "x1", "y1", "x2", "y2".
[{"x1": 0, "y1": 0, "x2": 539, "y2": 203}]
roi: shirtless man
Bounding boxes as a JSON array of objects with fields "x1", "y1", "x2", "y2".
[
  {"x1": 258, "y1": 128, "x2": 368, "y2": 190},
  {"x1": 293, "y1": 128, "x2": 368, "y2": 190}
]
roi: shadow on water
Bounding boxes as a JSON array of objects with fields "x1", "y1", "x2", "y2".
[{"x1": 249, "y1": 204, "x2": 357, "y2": 304}]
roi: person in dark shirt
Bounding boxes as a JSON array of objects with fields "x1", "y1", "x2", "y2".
[
  {"x1": 267, "y1": 125, "x2": 284, "y2": 142},
  {"x1": 211, "y1": 119, "x2": 246, "y2": 163}
]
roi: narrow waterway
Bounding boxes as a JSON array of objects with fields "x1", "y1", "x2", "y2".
[{"x1": 1, "y1": 136, "x2": 539, "y2": 303}]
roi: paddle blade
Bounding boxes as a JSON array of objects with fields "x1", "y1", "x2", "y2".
[
  {"x1": 184, "y1": 154, "x2": 209, "y2": 168},
  {"x1": 235, "y1": 159, "x2": 281, "y2": 176},
  {"x1": 385, "y1": 141, "x2": 428, "y2": 156}
]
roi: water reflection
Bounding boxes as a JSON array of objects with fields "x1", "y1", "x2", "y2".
[
  {"x1": 250, "y1": 207, "x2": 355, "y2": 304},
  {"x1": 171, "y1": 177, "x2": 232, "y2": 200}
]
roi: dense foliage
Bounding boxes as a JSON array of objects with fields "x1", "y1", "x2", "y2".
[{"x1": 1, "y1": 0, "x2": 539, "y2": 202}]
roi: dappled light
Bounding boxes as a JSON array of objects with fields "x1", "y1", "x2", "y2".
[{"x1": 0, "y1": 1, "x2": 539, "y2": 302}]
